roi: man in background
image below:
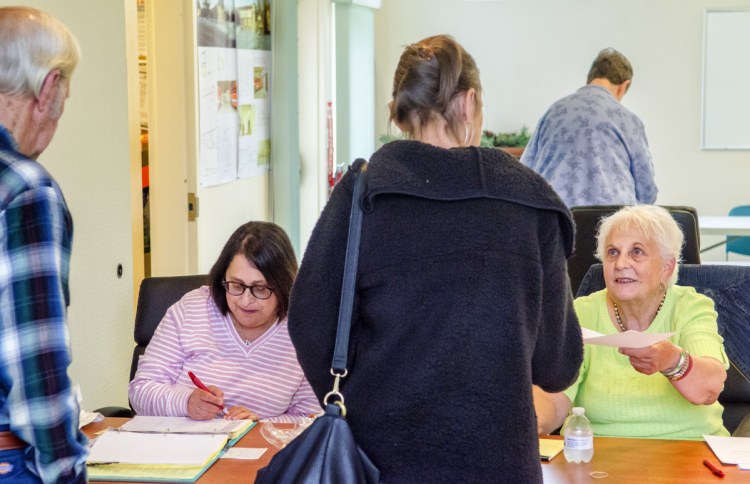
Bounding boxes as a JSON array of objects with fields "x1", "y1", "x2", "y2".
[
  {"x1": 0, "y1": 7, "x2": 88, "y2": 482},
  {"x1": 521, "y1": 48, "x2": 657, "y2": 208}
]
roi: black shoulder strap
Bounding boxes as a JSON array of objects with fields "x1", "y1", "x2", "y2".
[{"x1": 331, "y1": 160, "x2": 368, "y2": 374}]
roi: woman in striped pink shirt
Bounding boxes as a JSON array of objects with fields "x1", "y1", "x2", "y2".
[{"x1": 129, "y1": 222, "x2": 320, "y2": 422}]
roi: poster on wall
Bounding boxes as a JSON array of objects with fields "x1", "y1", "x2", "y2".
[{"x1": 196, "y1": 0, "x2": 272, "y2": 186}]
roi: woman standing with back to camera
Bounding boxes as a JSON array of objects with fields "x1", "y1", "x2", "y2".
[{"x1": 288, "y1": 35, "x2": 583, "y2": 483}]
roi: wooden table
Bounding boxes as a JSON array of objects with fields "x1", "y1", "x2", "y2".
[
  {"x1": 86, "y1": 419, "x2": 745, "y2": 482},
  {"x1": 541, "y1": 435, "x2": 743, "y2": 483}
]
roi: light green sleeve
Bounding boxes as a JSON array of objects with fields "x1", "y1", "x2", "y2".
[{"x1": 672, "y1": 286, "x2": 729, "y2": 369}]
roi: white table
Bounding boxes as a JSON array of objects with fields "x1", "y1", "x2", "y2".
[{"x1": 698, "y1": 216, "x2": 750, "y2": 236}]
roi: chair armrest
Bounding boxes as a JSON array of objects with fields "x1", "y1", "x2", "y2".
[
  {"x1": 733, "y1": 412, "x2": 750, "y2": 437},
  {"x1": 94, "y1": 406, "x2": 135, "y2": 418}
]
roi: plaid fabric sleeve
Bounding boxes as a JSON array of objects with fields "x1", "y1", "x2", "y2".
[{"x1": 1, "y1": 183, "x2": 88, "y2": 483}]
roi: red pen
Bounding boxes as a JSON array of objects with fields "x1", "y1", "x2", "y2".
[
  {"x1": 188, "y1": 371, "x2": 229, "y2": 416},
  {"x1": 703, "y1": 459, "x2": 725, "y2": 478}
]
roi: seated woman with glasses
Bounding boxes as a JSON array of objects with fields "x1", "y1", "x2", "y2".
[{"x1": 129, "y1": 221, "x2": 320, "y2": 422}]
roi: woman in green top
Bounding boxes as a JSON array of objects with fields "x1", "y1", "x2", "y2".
[{"x1": 535, "y1": 205, "x2": 729, "y2": 439}]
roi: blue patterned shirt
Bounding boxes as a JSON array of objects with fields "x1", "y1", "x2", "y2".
[
  {"x1": 0, "y1": 124, "x2": 88, "y2": 483},
  {"x1": 521, "y1": 85, "x2": 657, "y2": 208}
]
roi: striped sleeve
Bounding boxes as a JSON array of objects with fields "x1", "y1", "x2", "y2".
[{"x1": 128, "y1": 297, "x2": 195, "y2": 416}]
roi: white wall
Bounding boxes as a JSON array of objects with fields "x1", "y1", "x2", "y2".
[
  {"x1": 0, "y1": 0, "x2": 142, "y2": 410},
  {"x1": 196, "y1": 177, "x2": 270, "y2": 272},
  {"x1": 374, "y1": 0, "x2": 750, "y2": 261}
]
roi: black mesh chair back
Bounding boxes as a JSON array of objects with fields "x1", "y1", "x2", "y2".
[
  {"x1": 577, "y1": 263, "x2": 750, "y2": 436},
  {"x1": 568, "y1": 205, "x2": 701, "y2": 294},
  {"x1": 130, "y1": 275, "x2": 208, "y2": 381},
  {"x1": 95, "y1": 274, "x2": 208, "y2": 417}
]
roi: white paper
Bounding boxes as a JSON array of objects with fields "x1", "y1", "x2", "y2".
[
  {"x1": 88, "y1": 430, "x2": 227, "y2": 465},
  {"x1": 581, "y1": 328, "x2": 603, "y2": 340},
  {"x1": 79, "y1": 410, "x2": 104, "y2": 428},
  {"x1": 74, "y1": 384, "x2": 104, "y2": 428},
  {"x1": 704, "y1": 434, "x2": 750, "y2": 464},
  {"x1": 120, "y1": 416, "x2": 250, "y2": 435},
  {"x1": 220, "y1": 447, "x2": 267, "y2": 460},
  {"x1": 582, "y1": 328, "x2": 675, "y2": 349}
]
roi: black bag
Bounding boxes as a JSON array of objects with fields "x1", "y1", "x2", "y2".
[
  {"x1": 255, "y1": 161, "x2": 380, "y2": 484},
  {"x1": 255, "y1": 403, "x2": 379, "y2": 483}
]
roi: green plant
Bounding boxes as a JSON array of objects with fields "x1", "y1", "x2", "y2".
[
  {"x1": 379, "y1": 133, "x2": 405, "y2": 144},
  {"x1": 480, "y1": 126, "x2": 531, "y2": 148},
  {"x1": 380, "y1": 126, "x2": 532, "y2": 148}
]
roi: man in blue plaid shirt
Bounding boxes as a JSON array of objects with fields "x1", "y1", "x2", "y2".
[{"x1": 0, "y1": 7, "x2": 88, "y2": 483}]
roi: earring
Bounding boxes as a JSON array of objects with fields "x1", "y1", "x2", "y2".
[{"x1": 463, "y1": 121, "x2": 473, "y2": 146}]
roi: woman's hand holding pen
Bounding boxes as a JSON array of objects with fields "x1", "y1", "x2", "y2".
[
  {"x1": 187, "y1": 386, "x2": 227, "y2": 420},
  {"x1": 186, "y1": 371, "x2": 259, "y2": 421},
  {"x1": 187, "y1": 390, "x2": 259, "y2": 421}
]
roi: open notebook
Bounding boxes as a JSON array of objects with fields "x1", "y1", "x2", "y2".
[
  {"x1": 87, "y1": 417, "x2": 256, "y2": 482},
  {"x1": 119, "y1": 416, "x2": 254, "y2": 443}
]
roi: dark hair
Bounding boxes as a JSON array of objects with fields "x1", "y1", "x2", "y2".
[
  {"x1": 208, "y1": 221, "x2": 297, "y2": 321},
  {"x1": 389, "y1": 34, "x2": 481, "y2": 143},
  {"x1": 586, "y1": 47, "x2": 633, "y2": 85}
]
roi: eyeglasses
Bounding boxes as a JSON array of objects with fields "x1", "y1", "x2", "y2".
[{"x1": 222, "y1": 281, "x2": 274, "y2": 299}]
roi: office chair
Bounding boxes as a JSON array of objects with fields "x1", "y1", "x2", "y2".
[
  {"x1": 577, "y1": 263, "x2": 750, "y2": 436},
  {"x1": 568, "y1": 205, "x2": 701, "y2": 295},
  {"x1": 727, "y1": 205, "x2": 750, "y2": 260},
  {"x1": 96, "y1": 274, "x2": 208, "y2": 417}
]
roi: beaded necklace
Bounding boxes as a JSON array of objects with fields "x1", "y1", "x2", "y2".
[{"x1": 612, "y1": 293, "x2": 667, "y2": 332}]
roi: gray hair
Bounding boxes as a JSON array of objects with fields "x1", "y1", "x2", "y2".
[
  {"x1": 0, "y1": 7, "x2": 81, "y2": 98},
  {"x1": 595, "y1": 205, "x2": 683, "y2": 287},
  {"x1": 586, "y1": 47, "x2": 632, "y2": 85}
]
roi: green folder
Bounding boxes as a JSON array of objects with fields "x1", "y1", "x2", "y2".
[{"x1": 87, "y1": 421, "x2": 257, "y2": 482}]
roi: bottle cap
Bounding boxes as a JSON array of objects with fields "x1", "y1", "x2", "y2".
[{"x1": 572, "y1": 407, "x2": 585, "y2": 416}]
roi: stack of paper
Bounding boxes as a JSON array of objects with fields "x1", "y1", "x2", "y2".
[
  {"x1": 87, "y1": 417, "x2": 256, "y2": 482},
  {"x1": 704, "y1": 434, "x2": 750, "y2": 468}
]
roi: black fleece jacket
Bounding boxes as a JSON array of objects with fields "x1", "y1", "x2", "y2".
[{"x1": 289, "y1": 141, "x2": 583, "y2": 483}]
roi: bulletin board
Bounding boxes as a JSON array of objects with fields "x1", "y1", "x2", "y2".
[
  {"x1": 702, "y1": 9, "x2": 750, "y2": 150},
  {"x1": 196, "y1": 0, "x2": 272, "y2": 186}
]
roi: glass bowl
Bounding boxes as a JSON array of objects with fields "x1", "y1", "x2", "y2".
[{"x1": 259, "y1": 417, "x2": 314, "y2": 448}]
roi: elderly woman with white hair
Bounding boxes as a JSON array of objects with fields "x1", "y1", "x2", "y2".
[{"x1": 535, "y1": 205, "x2": 729, "y2": 439}]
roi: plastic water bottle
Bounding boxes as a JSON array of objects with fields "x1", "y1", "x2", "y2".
[{"x1": 562, "y1": 407, "x2": 594, "y2": 463}]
